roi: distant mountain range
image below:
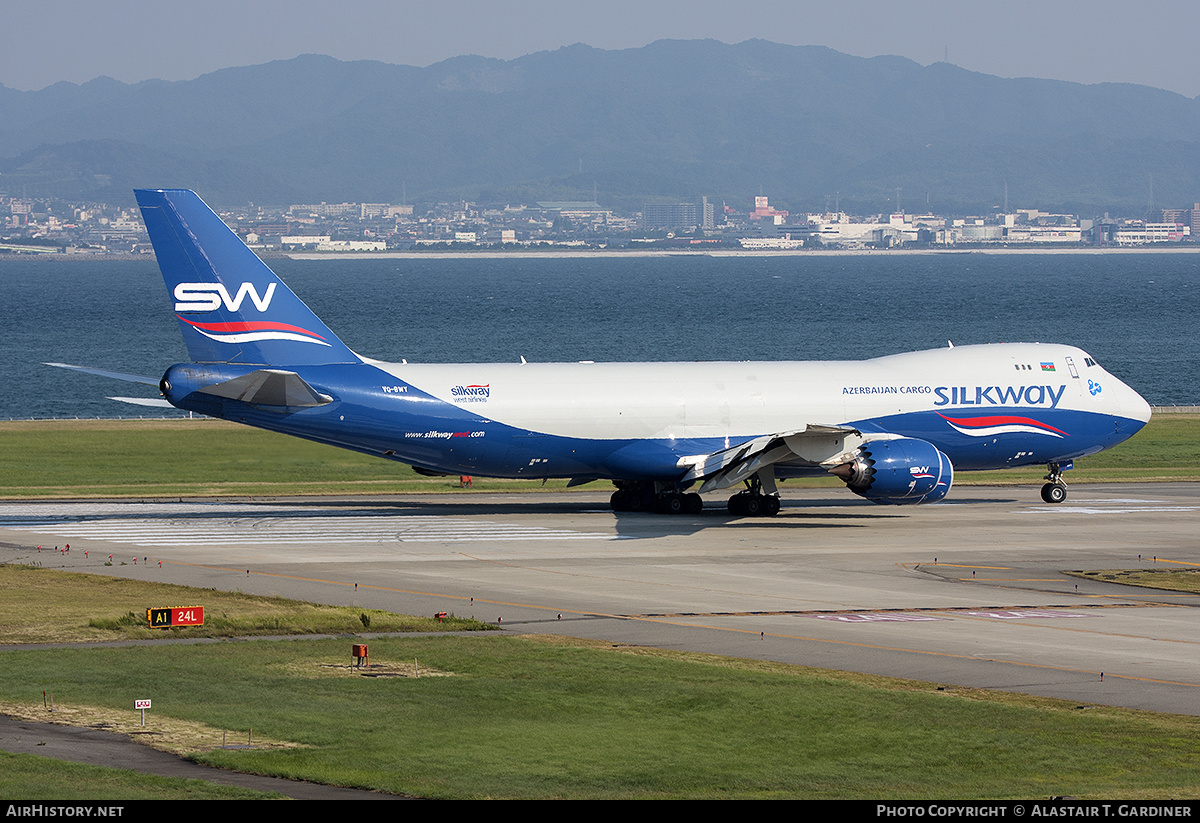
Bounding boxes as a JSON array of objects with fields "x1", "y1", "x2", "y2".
[{"x1": 2, "y1": 39, "x2": 1198, "y2": 215}]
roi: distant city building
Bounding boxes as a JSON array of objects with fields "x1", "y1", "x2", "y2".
[
  {"x1": 751, "y1": 196, "x2": 788, "y2": 224},
  {"x1": 281, "y1": 235, "x2": 332, "y2": 247},
  {"x1": 288, "y1": 202, "x2": 357, "y2": 218},
  {"x1": 361, "y1": 203, "x2": 414, "y2": 219},
  {"x1": 642, "y1": 203, "x2": 698, "y2": 230},
  {"x1": 484, "y1": 228, "x2": 518, "y2": 243},
  {"x1": 315, "y1": 239, "x2": 387, "y2": 252},
  {"x1": 739, "y1": 236, "x2": 803, "y2": 250},
  {"x1": 1114, "y1": 223, "x2": 1190, "y2": 245},
  {"x1": 1004, "y1": 226, "x2": 1083, "y2": 243}
]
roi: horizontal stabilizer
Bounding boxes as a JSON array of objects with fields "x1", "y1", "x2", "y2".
[
  {"x1": 46, "y1": 362, "x2": 159, "y2": 386},
  {"x1": 197, "y1": 369, "x2": 332, "y2": 409},
  {"x1": 107, "y1": 396, "x2": 174, "y2": 408}
]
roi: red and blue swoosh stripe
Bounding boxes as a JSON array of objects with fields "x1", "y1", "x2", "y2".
[
  {"x1": 177, "y1": 315, "x2": 330, "y2": 347},
  {"x1": 939, "y1": 413, "x2": 1067, "y2": 439}
]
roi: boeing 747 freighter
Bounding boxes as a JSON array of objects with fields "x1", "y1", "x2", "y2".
[{"x1": 54, "y1": 190, "x2": 1151, "y2": 515}]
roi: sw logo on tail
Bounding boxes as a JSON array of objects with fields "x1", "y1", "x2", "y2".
[{"x1": 174, "y1": 282, "x2": 277, "y2": 313}]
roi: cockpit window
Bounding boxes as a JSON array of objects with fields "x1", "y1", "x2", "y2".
[{"x1": 1084, "y1": 357, "x2": 1097, "y2": 367}]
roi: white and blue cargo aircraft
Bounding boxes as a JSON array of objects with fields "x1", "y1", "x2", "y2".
[{"x1": 58, "y1": 189, "x2": 1152, "y2": 515}]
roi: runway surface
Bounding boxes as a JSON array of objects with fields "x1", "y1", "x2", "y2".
[{"x1": 3, "y1": 483, "x2": 1199, "y2": 716}]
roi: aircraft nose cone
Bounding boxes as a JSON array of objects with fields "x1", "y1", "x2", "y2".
[
  {"x1": 1131, "y1": 392, "x2": 1152, "y2": 425},
  {"x1": 1120, "y1": 381, "x2": 1152, "y2": 426},
  {"x1": 1108, "y1": 378, "x2": 1151, "y2": 447}
]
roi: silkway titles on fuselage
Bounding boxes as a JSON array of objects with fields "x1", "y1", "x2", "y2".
[{"x1": 842, "y1": 384, "x2": 1068, "y2": 408}]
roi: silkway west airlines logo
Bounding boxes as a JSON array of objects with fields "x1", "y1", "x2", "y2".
[
  {"x1": 451, "y1": 384, "x2": 490, "y2": 403},
  {"x1": 173, "y1": 282, "x2": 329, "y2": 347}
]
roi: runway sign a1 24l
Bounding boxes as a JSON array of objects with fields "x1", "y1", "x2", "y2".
[{"x1": 147, "y1": 607, "x2": 205, "y2": 628}]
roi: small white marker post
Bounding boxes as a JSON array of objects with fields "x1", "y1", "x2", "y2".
[{"x1": 135, "y1": 698, "x2": 151, "y2": 726}]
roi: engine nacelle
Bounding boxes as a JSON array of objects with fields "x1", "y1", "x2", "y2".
[{"x1": 834, "y1": 437, "x2": 954, "y2": 505}]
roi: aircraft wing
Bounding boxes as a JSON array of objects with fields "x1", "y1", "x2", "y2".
[{"x1": 679, "y1": 424, "x2": 868, "y2": 494}]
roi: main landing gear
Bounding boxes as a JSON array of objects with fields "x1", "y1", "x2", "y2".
[
  {"x1": 609, "y1": 475, "x2": 782, "y2": 517},
  {"x1": 609, "y1": 482, "x2": 702, "y2": 514},
  {"x1": 1041, "y1": 462, "x2": 1068, "y2": 504},
  {"x1": 726, "y1": 475, "x2": 781, "y2": 517}
]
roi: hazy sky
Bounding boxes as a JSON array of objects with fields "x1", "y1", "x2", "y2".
[{"x1": 3, "y1": 0, "x2": 1198, "y2": 98}]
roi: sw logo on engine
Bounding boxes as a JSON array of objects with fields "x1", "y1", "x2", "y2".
[{"x1": 174, "y1": 282, "x2": 277, "y2": 313}]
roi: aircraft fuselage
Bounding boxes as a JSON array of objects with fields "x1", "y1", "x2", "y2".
[{"x1": 162, "y1": 342, "x2": 1149, "y2": 483}]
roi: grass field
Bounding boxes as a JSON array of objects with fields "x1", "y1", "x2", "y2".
[
  {"x1": 3, "y1": 567, "x2": 1200, "y2": 799},
  {"x1": 0, "y1": 752, "x2": 285, "y2": 800},
  {"x1": 0, "y1": 414, "x2": 1196, "y2": 498},
  {"x1": 1065, "y1": 568, "x2": 1200, "y2": 593}
]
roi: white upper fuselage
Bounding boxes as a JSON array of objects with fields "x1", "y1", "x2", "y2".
[{"x1": 368, "y1": 342, "x2": 1149, "y2": 443}]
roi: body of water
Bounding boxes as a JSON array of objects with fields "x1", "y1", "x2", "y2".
[{"x1": 2, "y1": 252, "x2": 1196, "y2": 419}]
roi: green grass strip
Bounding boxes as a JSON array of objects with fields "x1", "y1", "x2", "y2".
[
  {"x1": 3, "y1": 635, "x2": 1200, "y2": 799},
  {"x1": 0, "y1": 565, "x2": 490, "y2": 644}
]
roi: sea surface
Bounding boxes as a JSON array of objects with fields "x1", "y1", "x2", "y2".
[{"x1": 2, "y1": 252, "x2": 1197, "y2": 419}]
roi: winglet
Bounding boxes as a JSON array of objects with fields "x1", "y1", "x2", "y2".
[{"x1": 135, "y1": 189, "x2": 360, "y2": 366}]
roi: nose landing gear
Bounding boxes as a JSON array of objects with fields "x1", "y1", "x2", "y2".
[{"x1": 1040, "y1": 461, "x2": 1070, "y2": 504}]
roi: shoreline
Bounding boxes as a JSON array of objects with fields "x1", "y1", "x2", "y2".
[
  {"x1": 2, "y1": 246, "x2": 1198, "y2": 262},
  {"x1": 288, "y1": 246, "x2": 1200, "y2": 260}
]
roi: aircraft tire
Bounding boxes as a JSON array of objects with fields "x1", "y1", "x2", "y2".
[
  {"x1": 685, "y1": 493, "x2": 703, "y2": 514},
  {"x1": 1040, "y1": 482, "x2": 1067, "y2": 504}
]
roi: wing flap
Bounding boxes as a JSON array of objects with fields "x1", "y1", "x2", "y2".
[{"x1": 681, "y1": 424, "x2": 866, "y2": 493}]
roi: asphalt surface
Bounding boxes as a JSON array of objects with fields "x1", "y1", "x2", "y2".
[
  {"x1": 3, "y1": 482, "x2": 1199, "y2": 793},
  {"x1": 0, "y1": 715, "x2": 401, "y2": 799}
]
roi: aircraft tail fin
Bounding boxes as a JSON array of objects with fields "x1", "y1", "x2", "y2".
[{"x1": 135, "y1": 189, "x2": 360, "y2": 366}]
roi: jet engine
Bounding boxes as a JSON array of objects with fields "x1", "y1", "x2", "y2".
[{"x1": 830, "y1": 437, "x2": 953, "y2": 504}]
